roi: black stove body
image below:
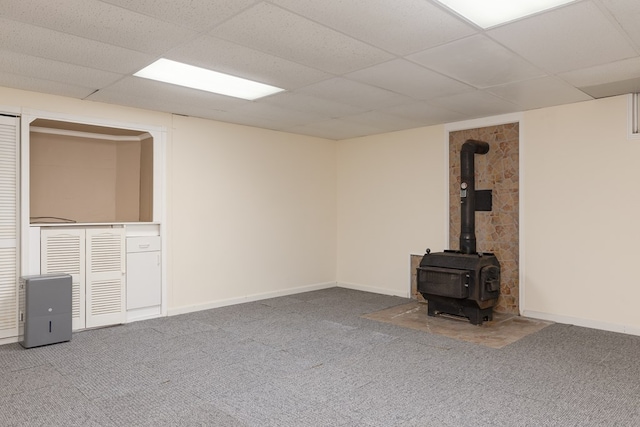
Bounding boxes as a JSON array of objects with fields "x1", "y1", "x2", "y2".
[
  {"x1": 417, "y1": 250, "x2": 500, "y2": 325},
  {"x1": 417, "y1": 139, "x2": 500, "y2": 325}
]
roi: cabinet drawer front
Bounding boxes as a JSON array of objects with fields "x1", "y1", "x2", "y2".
[{"x1": 126, "y1": 236, "x2": 161, "y2": 253}]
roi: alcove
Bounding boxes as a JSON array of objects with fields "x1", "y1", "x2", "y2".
[{"x1": 29, "y1": 119, "x2": 154, "y2": 224}]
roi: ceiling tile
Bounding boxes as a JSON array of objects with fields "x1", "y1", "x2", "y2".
[
  {"x1": 559, "y1": 57, "x2": 640, "y2": 87},
  {"x1": 259, "y1": 92, "x2": 365, "y2": 118},
  {"x1": 297, "y1": 78, "x2": 413, "y2": 110},
  {"x1": 345, "y1": 59, "x2": 474, "y2": 100},
  {"x1": 409, "y1": 35, "x2": 546, "y2": 88},
  {"x1": 1, "y1": 0, "x2": 638, "y2": 137},
  {"x1": 0, "y1": 71, "x2": 96, "y2": 99},
  {"x1": 0, "y1": 49, "x2": 123, "y2": 89},
  {"x1": 429, "y1": 90, "x2": 521, "y2": 117},
  {"x1": 217, "y1": 113, "x2": 295, "y2": 133},
  {"x1": 286, "y1": 119, "x2": 382, "y2": 140},
  {"x1": 487, "y1": 1, "x2": 637, "y2": 73},
  {"x1": 0, "y1": 18, "x2": 155, "y2": 74},
  {"x1": 599, "y1": 0, "x2": 640, "y2": 49},
  {"x1": 99, "y1": 0, "x2": 260, "y2": 32},
  {"x1": 88, "y1": 77, "x2": 249, "y2": 112},
  {"x1": 378, "y1": 101, "x2": 469, "y2": 125},
  {"x1": 223, "y1": 102, "x2": 327, "y2": 129},
  {"x1": 0, "y1": 0, "x2": 196, "y2": 54},
  {"x1": 91, "y1": 92, "x2": 230, "y2": 121},
  {"x1": 209, "y1": 2, "x2": 393, "y2": 74},
  {"x1": 270, "y1": 0, "x2": 476, "y2": 55},
  {"x1": 486, "y1": 77, "x2": 593, "y2": 110},
  {"x1": 339, "y1": 111, "x2": 423, "y2": 133},
  {"x1": 577, "y1": 77, "x2": 640, "y2": 98},
  {"x1": 167, "y1": 36, "x2": 332, "y2": 90}
]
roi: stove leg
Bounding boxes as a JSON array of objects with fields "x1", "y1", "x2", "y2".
[
  {"x1": 463, "y1": 306, "x2": 494, "y2": 325},
  {"x1": 467, "y1": 309, "x2": 483, "y2": 326},
  {"x1": 427, "y1": 303, "x2": 438, "y2": 317}
]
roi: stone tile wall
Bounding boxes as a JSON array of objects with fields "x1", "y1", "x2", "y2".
[{"x1": 449, "y1": 123, "x2": 519, "y2": 313}]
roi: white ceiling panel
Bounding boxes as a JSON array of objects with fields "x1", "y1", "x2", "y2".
[
  {"x1": 0, "y1": 50, "x2": 123, "y2": 89},
  {"x1": 486, "y1": 77, "x2": 593, "y2": 110},
  {"x1": 1, "y1": 0, "x2": 639, "y2": 139},
  {"x1": 99, "y1": 0, "x2": 260, "y2": 32},
  {"x1": 167, "y1": 36, "x2": 332, "y2": 90},
  {"x1": 487, "y1": 1, "x2": 637, "y2": 73},
  {"x1": 429, "y1": 90, "x2": 522, "y2": 117},
  {"x1": 219, "y1": 114, "x2": 295, "y2": 132},
  {"x1": 298, "y1": 78, "x2": 413, "y2": 110},
  {"x1": 379, "y1": 101, "x2": 469, "y2": 125},
  {"x1": 559, "y1": 57, "x2": 640, "y2": 87},
  {"x1": 339, "y1": 111, "x2": 424, "y2": 133},
  {"x1": 0, "y1": 71, "x2": 97, "y2": 99},
  {"x1": 90, "y1": 92, "x2": 233, "y2": 122},
  {"x1": 0, "y1": 0, "x2": 196, "y2": 54},
  {"x1": 0, "y1": 18, "x2": 155, "y2": 74},
  {"x1": 599, "y1": 0, "x2": 640, "y2": 49},
  {"x1": 223, "y1": 103, "x2": 327, "y2": 130},
  {"x1": 87, "y1": 77, "x2": 249, "y2": 112},
  {"x1": 577, "y1": 77, "x2": 640, "y2": 98},
  {"x1": 270, "y1": 0, "x2": 477, "y2": 55},
  {"x1": 286, "y1": 119, "x2": 383, "y2": 140},
  {"x1": 259, "y1": 92, "x2": 365, "y2": 118},
  {"x1": 409, "y1": 35, "x2": 546, "y2": 88},
  {"x1": 345, "y1": 59, "x2": 474, "y2": 100},
  {"x1": 209, "y1": 2, "x2": 393, "y2": 74}
]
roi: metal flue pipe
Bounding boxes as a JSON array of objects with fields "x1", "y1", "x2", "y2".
[{"x1": 459, "y1": 139, "x2": 490, "y2": 254}]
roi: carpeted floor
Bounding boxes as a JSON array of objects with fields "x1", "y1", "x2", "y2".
[{"x1": 1, "y1": 287, "x2": 639, "y2": 426}]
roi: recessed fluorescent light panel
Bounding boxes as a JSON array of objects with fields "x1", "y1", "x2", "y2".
[
  {"x1": 435, "y1": 0, "x2": 577, "y2": 28},
  {"x1": 134, "y1": 58, "x2": 285, "y2": 100}
]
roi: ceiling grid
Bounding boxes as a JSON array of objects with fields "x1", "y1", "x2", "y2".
[{"x1": 0, "y1": 0, "x2": 638, "y2": 139}]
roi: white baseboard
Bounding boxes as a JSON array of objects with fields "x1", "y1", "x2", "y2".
[
  {"x1": 168, "y1": 281, "x2": 337, "y2": 316},
  {"x1": 337, "y1": 281, "x2": 410, "y2": 298},
  {"x1": 126, "y1": 306, "x2": 162, "y2": 323},
  {"x1": 523, "y1": 310, "x2": 640, "y2": 337},
  {"x1": 0, "y1": 336, "x2": 18, "y2": 346}
]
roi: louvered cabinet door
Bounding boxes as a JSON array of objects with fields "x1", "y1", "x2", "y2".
[
  {"x1": 85, "y1": 228, "x2": 125, "y2": 328},
  {"x1": 0, "y1": 116, "x2": 19, "y2": 339},
  {"x1": 41, "y1": 228, "x2": 86, "y2": 330}
]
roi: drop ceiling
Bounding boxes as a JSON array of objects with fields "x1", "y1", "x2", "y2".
[{"x1": 1, "y1": 0, "x2": 639, "y2": 140}]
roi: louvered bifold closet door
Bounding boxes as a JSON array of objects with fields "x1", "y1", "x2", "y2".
[
  {"x1": 41, "y1": 228, "x2": 85, "y2": 330},
  {"x1": 85, "y1": 228, "x2": 125, "y2": 328},
  {"x1": 0, "y1": 116, "x2": 19, "y2": 339}
]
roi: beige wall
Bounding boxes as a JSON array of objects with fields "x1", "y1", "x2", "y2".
[
  {"x1": 2, "y1": 86, "x2": 337, "y2": 315},
  {"x1": 169, "y1": 116, "x2": 337, "y2": 310},
  {"x1": 522, "y1": 95, "x2": 640, "y2": 333},
  {"x1": 115, "y1": 141, "x2": 142, "y2": 222},
  {"x1": 139, "y1": 137, "x2": 154, "y2": 222},
  {"x1": 30, "y1": 133, "x2": 144, "y2": 223},
  {"x1": 30, "y1": 133, "x2": 118, "y2": 222},
  {"x1": 336, "y1": 94, "x2": 640, "y2": 333},
  {"x1": 6, "y1": 84, "x2": 640, "y2": 334},
  {"x1": 336, "y1": 126, "x2": 446, "y2": 297}
]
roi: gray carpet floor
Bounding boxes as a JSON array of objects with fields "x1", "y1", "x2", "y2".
[{"x1": 1, "y1": 287, "x2": 639, "y2": 426}]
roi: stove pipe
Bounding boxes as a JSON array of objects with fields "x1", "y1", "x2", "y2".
[{"x1": 459, "y1": 140, "x2": 490, "y2": 254}]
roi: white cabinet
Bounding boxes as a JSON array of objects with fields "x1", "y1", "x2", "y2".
[
  {"x1": 126, "y1": 236, "x2": 161, "y2": 311},
  {"x1": 41, "y1": 228, "x2": 84, "y2": 330},
  {"x1": 85, "y1": 228, "x2": 126, "y2": 328},
  {"x1": 0, "y1": 116, "x2": 19, "y2": 340},
  {"x1": 41, "y1": 227, "x2": 125, "y2": 330}
]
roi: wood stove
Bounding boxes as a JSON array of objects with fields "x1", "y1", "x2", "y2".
[{"x1": 417, "y1": 139, "x2": 500, "y2": 325}]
